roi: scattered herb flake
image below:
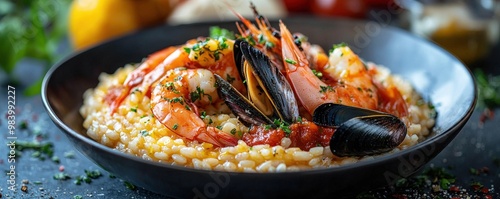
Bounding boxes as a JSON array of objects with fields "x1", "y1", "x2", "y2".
[
  {"x1": 319, "y1": 85, "x2": 334, "y2": 93},
  {"x1": 85, "y1": 169, "x2": 102, "y2": 179},
  {"x1": 140, "y1": 130, "x2": 150, "y2": 136},
  {"x1": 51, "y1": 156, "x2": 60, "y2": 163},
  {"x1": 172, "y1": 124, "x2": 179, "y2": 130},
  {"x1": 19, "y1": 120, "x2": 28, "y2": 129},
  {"x1": 285, "y1": 59, "x2": 297, "y2": 65},
  {"x1": 311, "y1": 69, "x2": 323, "y2": 78},
  {"x1": 209, "y1": 26, "x2": 235, "y2": 40},
  {"x1": 130, "y1": 107, "x2": 137, "y2": 112},
  {"x1": 64, "y1": 151, "x2": 75, "y2": 159},
  {"x1": 73, "y1": 195, "x2": 83, "y2": 199},
  {"x1": 53, "y1": 172, "x2": 71, "y2": 180},
  {"x1": 329, "y1": 42, "x2": 348, "y2": 54},
  {"x1": 124, "y1": 181, "x2": 136, "y2": 190}
]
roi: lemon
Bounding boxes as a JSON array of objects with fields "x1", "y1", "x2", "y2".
[{"x1": 68, "y1": 0, "x2": 173, "y2": 50}]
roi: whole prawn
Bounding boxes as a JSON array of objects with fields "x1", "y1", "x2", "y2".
[
  {"x1": 278, "y1": 21, "x2": 407, "y2": 118},
  {"x1": 151, "y1": 68, "x2": 238, "y2": 147}
]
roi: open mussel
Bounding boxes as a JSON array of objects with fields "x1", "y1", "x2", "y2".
[
  {"x1": 313, "y1": 103, "x2": 407, "y2": 157},
  {"x1": 215, "y1": 74, "x2": 273, "y2": 126},
  {"x1": 218, "y1": 40, "x2": 299, "y2": 126}
]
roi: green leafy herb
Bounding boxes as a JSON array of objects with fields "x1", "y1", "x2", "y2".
[
  {"x1": 73, "y1": 195, "x2": 83, "y2": 199},
  {"x1": 209, "y1": 26, "x2": 235, "y2": 40},
  {"x1": 130, "y1": 107, "x2": 137, "y2": 112},
  {"x1": 19, "y1": 120, "x2": 28, "y2": 129},
  {"x1": 311, "y1": 69, "x2": 323, "y2": 78},
  {"x1": 190, "y1": 86, "x2": 212, "y2": 103},
  {"x1": 0, "y1": 0, "x2": 72, "y2": 95},
  {"x1": 85, "y1": 170, "x2": 102, "y2": 179},
  {"x1": 469, "y1": 168, "x2": 479, "y2": 175},
  {"x1": 474, "y1": 68, "x2": 500, "y2": 109},
  {"x1": 273, "y1": 119, "x2": 292, "y2": 135},
  {"x1": 51, "y1": 156, "x2": 60, "y2": 163},
  {"x1": 16, "y1": 140, "x2": 55, "y2": 161},
  {"x1": 124, "y1": 181, "x2": 136, "y2": 190},
  {"x1": 53, "y1": 172, "x2": 71, "y2": 181},
  {"x1": 285, "y1": 59, "x2": 297, "y2": 65},
  {"x1": 172, "y1": 124, "x2": 179, "y2": 130},
  {"x1": 64, "y1": 151, "x2": 75, "y2": 159},
  {"x1": 329, "y1": 42, "x2": 348, "y2": 54},
  {"x1": 319, "y1": 85, "x2": 334, "y2": 93},
  {"x1": 140, "y1": 130, "x2": 150, "y2": 136}
]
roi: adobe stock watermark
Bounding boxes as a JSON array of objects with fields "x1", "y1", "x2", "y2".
[
  {"x1": 6, "y1": 85, "x2": 18, "y2": 192},
  {"x1": 192, "y1": 171, "x2": 233, "y2": 199},
  {"x1": 349, "y1": 0, "x2": 405, "y2": 53}
]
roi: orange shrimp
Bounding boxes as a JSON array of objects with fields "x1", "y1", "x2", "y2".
[
  {"x1": 108, "y1": 46, "x2": 177, "y2": 113},
  {"x1": 280, "y1": 21, "x2": 408, "y2": 119},
  {"x1": 279, "y1": 21, "x2": 379, "y2": 115},
  {"x1": 151, "y1": 68, "x2": 238, "y2": 147},
  {"x1": 107, "y1": 38, "x2": 246, "y2": 114}
]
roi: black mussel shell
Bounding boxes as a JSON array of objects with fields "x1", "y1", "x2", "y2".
[
  {"x1": 239, "y1": 41, "x2": 299, "y2": 123},
  {"x1": 312, "y1": 103, "x2": 407, "y2": 157},
  {"x1": 233, "y1": 39, "x2": 246, "y2": 81},
  {"x1": 215, "y1": 74, "x2": 274, "y2": 126},
  {"x1": 312, "y1": 103, "x2": 390, "y2": 127},
  {"x1": 329, "y1": 115, "x2": 407, "y2": 157}
]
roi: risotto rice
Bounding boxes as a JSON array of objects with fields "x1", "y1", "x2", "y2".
[{"x1": 80, "y1": 62, "x2": 436, "y2": 172}]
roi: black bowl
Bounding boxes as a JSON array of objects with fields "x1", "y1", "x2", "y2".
[{"x1": 42, "y1": 17, "x2": 476, "y2": 198}]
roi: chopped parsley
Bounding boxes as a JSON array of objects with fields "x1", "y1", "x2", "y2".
[
  {"x1": 329, "y1": 42, "x2": 348, "y2": 54},
  {"x1": 16, "y1": 140, "x2": 55, "y2": 161},
  {"x1": 130, "y1": 107, "x2": 137, "y2": 112},
  {"x1": 312, "y1": 69, "x2": 323, "y2": 78},
  {"x1": 319, "y1": 85, "x2": 334, "y2": 93},
  {"x1": 190, "y1": 86, "x2": 212, "y2": 103},
  {"x1": 172, "y1": 124, "x2": 179, "y2": 130},
  {"x1": 124, "y1": 181, "x2": 136, "y2": 190},
  {"x1": 475, "y1": 68, "x2": 500, "y2": 109},
  {"x1": 285, "y1": 59, "x2": 297, "y2": 65},
  {"x1": 73, "y1": 195, "x2": 83, "y2": 199},
  {"x1": 140, "y1": 130, "x2": 150, "y2": 136},
  {"x1": 276, "y1": 119, "x2": 291, "y2": 135},
  {"x1": 209, "y1": 26, "x2": 235, "y2": 40},
  {"x1": 53, "y1": 172, "x2": 71, "y2": 180}
]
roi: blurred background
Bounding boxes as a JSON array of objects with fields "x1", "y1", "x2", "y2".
[{"x1": 0, "y1": 0, "x2": 499, "y2": 95}]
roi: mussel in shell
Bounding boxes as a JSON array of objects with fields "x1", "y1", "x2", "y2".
[
  {"x1": 217, "y1": 40, "x2": 299, "y2": 126},
  {"x1": 313, "y1": 103, "x2": 407, "y2": 157}
]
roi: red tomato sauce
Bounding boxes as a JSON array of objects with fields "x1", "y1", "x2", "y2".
[{"x1": 242, "y1": 120, "x2": 336, "y2": 151}]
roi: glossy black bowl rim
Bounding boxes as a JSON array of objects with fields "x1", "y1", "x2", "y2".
[{"x1": 41, "y1": 17, "x2": 478, "y2": 177}]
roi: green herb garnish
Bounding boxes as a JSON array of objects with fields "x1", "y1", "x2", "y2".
[
  {"x1": 0, "y1": 0, "x2": 72, "y2": 96},
  {"x1": 209, "y1": 26, "x2": 235, "y2": 40},
  {"x1": 329, "y1": 42, "x2": 348, "y2": 54},
  {"x1": 124, "y1": 181, "x2": 136, "y2": 190},
  {"x1": 285, "y1": 59, "x2": 297, "y2": 65},
  {"x1": 53, "y1": 172, "x2": 71, "y2": 180}
]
